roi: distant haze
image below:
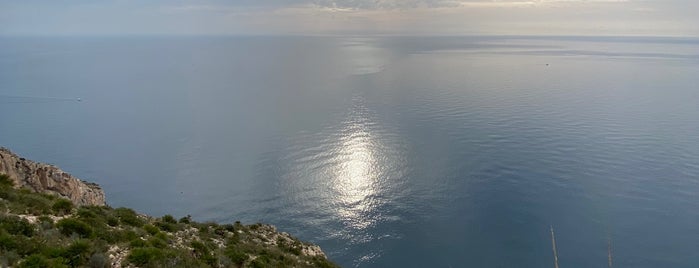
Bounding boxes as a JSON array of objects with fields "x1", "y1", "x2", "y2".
[{"x1": 1, "y1": 0, "x2": 698, "y2": 36}]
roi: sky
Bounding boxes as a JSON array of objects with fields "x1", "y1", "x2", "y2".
[{"x1": 1, "y1": 0, "x2": 698, "y2": 36}]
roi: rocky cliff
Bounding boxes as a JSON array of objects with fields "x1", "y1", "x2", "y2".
[
  {"x1": 0, "y1": 147, "x2": 106, "y2": 206},
  {"x1": 0, "y1": 148, "x2": 337, "y2": 267}
]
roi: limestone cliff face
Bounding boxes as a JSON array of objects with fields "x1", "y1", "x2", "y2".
[{"x1": 0, "y1": 147, "x2": 106, "y2": 206}]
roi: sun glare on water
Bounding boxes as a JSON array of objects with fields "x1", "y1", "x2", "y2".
[{"x1": 331, "y1": 98, "x2": 383, "y2": 230}]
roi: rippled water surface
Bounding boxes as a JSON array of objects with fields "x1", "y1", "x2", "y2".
[{"x1": 2, "y1": 36, "x2": 699, "y2": 267}]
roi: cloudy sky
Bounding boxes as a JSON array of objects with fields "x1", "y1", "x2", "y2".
[{"x1": 1, "y1": 0, "x2": 697, "y2": 36}]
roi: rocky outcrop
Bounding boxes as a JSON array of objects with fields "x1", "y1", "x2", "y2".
[
  {"x1": 0, "y1": 147, "x2": 337, "y2": 267},
  {"x1": 0, "y1": 147, "x2": 106, "y2": 206}
]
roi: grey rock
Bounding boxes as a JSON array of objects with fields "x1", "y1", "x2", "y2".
[{"x1": 0, "y1": 147, "x2": 106, "y2": 206}]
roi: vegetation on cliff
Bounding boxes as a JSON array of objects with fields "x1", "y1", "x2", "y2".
[{"x1": 0, "y1": 174, "x2": 338, "y2": 268}]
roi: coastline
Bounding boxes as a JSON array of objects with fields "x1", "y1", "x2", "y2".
[{"x1": 0, "y1": 146, "x2": 337, "y2": 267}]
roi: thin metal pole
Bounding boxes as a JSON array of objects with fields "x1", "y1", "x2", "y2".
[{"x1": 551, "y1": 225, "x2": 560, "y2": 268}]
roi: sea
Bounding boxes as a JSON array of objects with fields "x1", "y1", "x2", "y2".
[{"x1": 1, "y1": 35, "x2": 699, "y2": 267}]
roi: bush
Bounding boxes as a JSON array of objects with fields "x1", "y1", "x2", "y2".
[
  {"x1": 88, "y1": 253, "x2": 109, "y2": 268},
  {"x1": 37, "y1": 216, "x2": 54, "y2": 231},
  {"x1": 52, "y1": 199, "x2": 73, "y2": 215},
  {"x1": 179, "y1": 215, "x2": 192, "y2": 224},
  {"x1": 76, "y1": 206, "x2": 110, "y2": 226},
  {"x1": 143, "y1": 224, "x2": 159, "y2": 235},
  {"x1": 56, "y1": 218, "x2": 92, "y2": 238},
  {"x1": 0, "y1": 232, "x2": 18, "y2": 250},
  {"x1": 155, "y1": 221, "x2": 178, "y2": 232},
  {"x1": 224, "y1": 247, "x2": 248, "y2": 265},
  {"x1": 190, "y1": 241, "x2": 208, "y2": 254},
  {"x1": 99, "y1": 229, "x2": 138, "y2": 244},
  {"x1": 222, "y1": 224, "x2": 236, "y2": 232},
  {"x1": 147, "y1": 236, "x2": 168, "y2": 249},
  {"x1": 41, "y1": 246, "x2": 65, "y2": 259},
  {"x1": 190, "y1": 241, "x2": 216, "y2": 265},
  {"x1": 0, "y1": 174, "x2": 13, "y2": 187},
  {"x1": 62, "y1": 240, "x2": 91, "y2": 267},
  {"x1": 250, "y1": 254, "x2": 271, "y2": 268},
  {"x1": 160, "y1": 215, "x2": 177, "y2": 224},
  {"x1": 17, "y1": 253, "x2": 70, "y2": 268},
  {"x1": 129, "y1": 238, "x2": 148, "y2": 248},
  {"x1": 114, "y1": 208, "x2": 143, "y2": 227},
  {"x1": 18, "y1": 254, "x2": 50, "y2": 268},
  {"x1": 105, "y1": 216, "x2": 119, "y2": 227},
  {"x1": 0, "y1": 215, "x2": 35, "y2": 237},
  {"x1": 16, "y1": 194, "x2": 52, "y2": 215},
  {"x1": 127, "y1": 247, "x2": 165, "y2": 266}
]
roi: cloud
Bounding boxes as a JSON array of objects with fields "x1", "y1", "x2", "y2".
[
  {"x1": 306, "y1": 0, "x2": 631, "y2": 9},
  {"x1": 0, "y1": 0, "x2": 697, "y2": 36}
]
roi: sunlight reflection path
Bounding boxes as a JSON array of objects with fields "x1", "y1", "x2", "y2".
[{"x1": 331, "y1": 96, "x2": 382, "y2": 230}]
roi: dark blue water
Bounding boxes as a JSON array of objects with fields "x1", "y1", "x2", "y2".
[{"x1": 2, "y1": 36, "x2": 699, "y2": 267}]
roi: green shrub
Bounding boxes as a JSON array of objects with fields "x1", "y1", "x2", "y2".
[
  {"x1": 190, "y1": 241, "x2": 209, "y2": 257},
  {"x1": 88, "y1": 253, "x2": 109, "y2": 268},
  {"x1": 17, "y1": 253, "x2": 70, "y2": 268},
  {"x1": 52, "y1": 199, "x2": 73, "y2": 215},
  {"x1": 0, "y1": 174, "x2": 13, "y2": 187},
  {"x1": 154, "y1": 232, "x2": 168, "y2": 240},
  {"x1": 41, "y1": 246, "x2": 65, "y2": 258},
  {"x1": 0, "y1": 232, "x2": 18, "y2": 250},
  {"x1": 155, "y1": 221, "x2": 178, "y2": 232},
  {"x1": 143, "y1": 224, "x2": 159, "y2": 235},
  {"x1": 191, "y1": 241, "x2": 217, "y2": 266},
  {"x1": 147, "y1": 236, "x2": 168, "y2": 249},
  {"x1": 76, "y1": 208, "x2": 97, "y2": 219},
  {"x1": 14, "y1": 235, "x2": 52, "y2": 257},
  {"x1": 178, "y1": 215, "x2": 192, "y2": 224},
  {"x1": 222, "y1": 223, "x2": 236, "y2": 232},
  {"x1": 105, "y1": 216, "x2": 119, "y2": 227},
  {"x1": 0, "y1": 215, "x2": 35, "y2": 236},
  {"x1": 213, "y1": 225, "x2": 227, "y2": 236},
  {"x1": 0, "y1": 188, "x2": 14, "y2": 201},
  {"x1": 62, "y1": 240, "x2": 91, "y2": 267},
  {"x1": 130, "y1": 238, "x2": 148, "y2": 248},
  {"x1": 114, "y1": 208, "x2": 143, "y2": 227},
  {"x1": 100, "y1": 229, "x2": 138, "y2": 244},
  {"x1": 160, "y1": 215, "x2": 177, "y2": 224},
  {"x1": 15, "y1": 194, "x2": 52, "y2": 215},
  {"x1": 18, "y1": 254, "x2": 51, "y2": 268},
  {"x1": 250, "y1": 254, "x2": 271, "y2": 268},
  {"x1": 127, "y1": 247, "x2": 165, "y2": 266},
  {"x1": 56, "y1": 218, "x2": 92, "y2": 238},
  {"x1": 76, "y1": 206, "x2": 110, "y2": 227},
  {"x1": 224, "y1": 246, "x2": 248, "y2": 265}
]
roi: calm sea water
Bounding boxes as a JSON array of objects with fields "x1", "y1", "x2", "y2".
[{"x1": 2, "y1": 35, "x2": 699, "y2": 267}]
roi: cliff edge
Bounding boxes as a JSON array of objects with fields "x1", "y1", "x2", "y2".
[
  {"x1": 0, "y1": 147, "x2": 106, "y2": 206},
  {"x1": 0, "y1": 147, "x2": 338, "y2": 267}
]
